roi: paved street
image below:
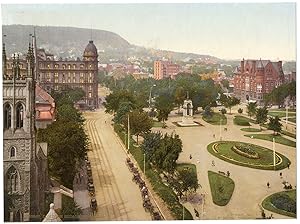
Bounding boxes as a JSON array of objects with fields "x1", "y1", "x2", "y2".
[
  {"x1": 83, "y1": 109, "x2": 152, "y2": 221},
  {"x1": 153, "y1": 109, "x2": 296, "y2": 220}
]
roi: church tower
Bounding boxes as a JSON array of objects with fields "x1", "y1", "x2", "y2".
[{"x1": 3, "y1": 40, "x2": 38, "y2": 221}]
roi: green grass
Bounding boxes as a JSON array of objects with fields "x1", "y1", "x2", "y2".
[
  {"x1": 240, "y1": 128, "x2": 262, "y2": 132},
  {"x1": 268, "y1": 111, "x2": 296, "y2": 118},
  {"x1": 176, "y1": 163, "x2": 197, "y2": 176},
  {"x1": 114, "y1": 124, "x2": 193, "y2": 220},
  {"x1": 281, "y1": 130, "x2": 296, "y2": 139},
  {"x1": 233, "y1": 115, "x2": 256, "y2": 126},
  {"x1": 244, "y1": 134, "x2": 296, "y2": 148},
  {"x1": 207, "y1": 141, "x2": 291, "y2": 170},
  {"x1": 288, "y1": 117, "x2": 296, "y2": 123},
  {"x1": 202, "y1": 112, "x2": 227, "y2": 125},
  {"x1": 269, "y1": 108, "x2": 296, "y2": 112},
  {"x1": 208, "y1": 171, "x2": 235, "y2": 206},
  {"x1": 152, "y1": 121, "x2": 164, "y2": 127},
  {"x1": 262, "y1": 190, "x2": 296, "y2": 218}
]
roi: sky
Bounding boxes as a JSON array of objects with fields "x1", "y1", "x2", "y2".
[{"x1": 1, "y1": 2, "x2": 297, "y2": 60}]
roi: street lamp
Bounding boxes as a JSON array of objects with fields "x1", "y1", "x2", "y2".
[
  {"x1": 148, "y1": 84, "x2": 156, "y2": 111},
  {"x1": 286, "y1": 105, "x2": 289, "y2": 130},
  {"x1": 219, "y1": 118, "x2": 222, "y2": 141},
  {"x1": 143, "y1": 153, "x2": 146, "y2": 174}
]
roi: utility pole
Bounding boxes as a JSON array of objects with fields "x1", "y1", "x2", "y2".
[{"x1": 127, "y1": 114, "x2": 130, "y2": 152}]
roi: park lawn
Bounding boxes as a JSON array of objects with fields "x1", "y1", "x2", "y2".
[
  {"x1": 244, "y1": 134, "x2": 296, "y2": 148},
  {"x1": 269, "y1": 108, "x2": 296, "y2": 112},
  {"x1": 268, "y1": 111, "x2": 296, "y2": 118},
  {"x1": 233, "y1": 115, "x2": 256, "y2": 126},
  {"x1": 152, "y1": 121, "x2": 164, "y2": 127},
  {"x1": 202, "y1": 112, "x2": 227, "y2": 125},
  {"x1": 207, "y1": 141, "x2": 290, "y2": 171},
  {"x1": 262, "y1": 190, "x2": 296, "y2": 218},
  {"x1": 176, "y1": 163, "x2": 197, "y2": 177},
  {"x1": 113, "y1": 124, "x2": 193, "y2": 220},
  {"x1": 281, "y1": 130, "x2": 296, "y2": 139},
  {"x1": 208, "y1": 171, "x2": 235, "y2": 206},
  {"x1": 240, "y1": 128, "x2": 262, "y2": 132},
  {"x1": 288, "y1": 117, "x2": 296, "y2": 123}
]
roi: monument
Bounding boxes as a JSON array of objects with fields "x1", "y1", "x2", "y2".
[{"x1": 177, "y1": 92, "x2": 200, "y2": 126}]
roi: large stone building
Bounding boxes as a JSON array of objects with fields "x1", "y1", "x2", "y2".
[
  {"x1": 154, "y1": 60, "x2": 180, "y2": 80},
  {"x1": 5, "y1": 37, "x2": 99, "y2": 109},
  {"x1": 233, "y1": 59, "x2": 285, "y2": 104},
  {"x1": 3, "y1": 42, "x2": 49, "y2": 221}
]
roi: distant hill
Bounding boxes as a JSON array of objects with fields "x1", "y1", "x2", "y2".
[{"x1": 2, "y1": 25, "x2": 220, "y2": 63}]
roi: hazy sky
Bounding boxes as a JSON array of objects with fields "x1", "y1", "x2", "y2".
[{"x1": 1, "y1": 3, "x2": 296, "y2": 60}]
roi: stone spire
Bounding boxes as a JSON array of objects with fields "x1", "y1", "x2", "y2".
[
  {"x1": 42, "y1": 203, "x2": 62, "y2": 222},
  {"x1": 2, "y1": 42, "x2": 7, "y2": 78}
]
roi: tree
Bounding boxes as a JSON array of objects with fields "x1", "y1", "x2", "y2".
[
  {"x1": 177, "y1": 168, "x2": 199, "y2": 194},
  {"x1": 51, "y1": 87, "x2": 85, "y2": 107},
  {"x1": 155, "y1": 90, "x2": 175, "y2": 125},
  {"x1": 104, "y1": 90, "x2": 136, "y2": 114},
  {"x1": 219, "y1": 94, "x2": 240, "y2": 114},
  {"x1": 142, "y1": 132, "x2": 183, "y2": 173},
  {"x1": 61, "y1": 195, "x2": 82, "y2": 221},
  {"x1": 220, "y1": 108, "x2": 227, "y2": 115},
  {"x1": 268, "y1": 116, "x2": 282, "y2": 135},
  {"x1": 238, "y1": 108, "x2": 243, "y2": 114},
  {"x1": 256, "y1": 107, "x2": 268, "y2": 130},
  {"x1": 123, "y1": 109, "x2": 153, "y2": 144},
  {"x1": 56, "y1": 104, "x2": 85, "y2": 124},
  {"x1": 220, "y1": 79, "x2": 230, "y2": 89},
  {"x1": 114, "y1": 101, "x2": 135, "y2": 124},
  {"x1": 174, "y1": 86, "x2": 186, "y2": 113},
  {"x1": 247, "y1": 102, "x2": 257, "y2": 119},
  {"x1": 203, "y1": 105, "x2": 213, "y2": 117}
]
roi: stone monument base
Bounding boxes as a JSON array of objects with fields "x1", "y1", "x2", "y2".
[{"x1": 176, "y1": 116, "x2": 200, "y2": 127}]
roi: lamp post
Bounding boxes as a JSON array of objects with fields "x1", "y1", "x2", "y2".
[
  {"x1": 148, "y1": 84, "x2": 156, "y2": 112},
  {"x1": 273, "y1": 138, "x2": 276, "y2": 170},
  {"x1": 219, "y1": 118, "x2": 222, "y2": 141},
  {"x1": 127, "y1": 114, "x2": 130, "y2": 152},
  {"x1": 143, "y1": 153, "x2": 146, "y2": 174},
  {"x1": 286, "y1": 105, "x2": 288, "y2": 130}
]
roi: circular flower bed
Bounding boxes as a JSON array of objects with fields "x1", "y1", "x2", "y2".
[{"x1": 231, "y1": 144, "x2": 259, "y2": 159}]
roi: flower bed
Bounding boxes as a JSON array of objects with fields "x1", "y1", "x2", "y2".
[{"x1": 231, "y1": 144, "x2": 259, "y2": 159}]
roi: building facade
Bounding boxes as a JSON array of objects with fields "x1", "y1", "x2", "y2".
[
  {"x1": 3, "y1": 42, "x2": 49, "y2": 221},
  {"x1": 233, "y1": 59, "x2": 285, "y2": 104},
  {"x1": 154, "y1": 60, "x2": 180, "y2": 80},
  {"x1": 36, "y1": 40, "x2": 99, "y2": 109}
]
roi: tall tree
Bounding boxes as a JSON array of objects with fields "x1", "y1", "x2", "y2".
[
  {"x1": 123, "y1": 109, "x2": 153, "y2": 144},
  {"x1": 247, "y1": 102, "x2": 257, "y2": 119},
  {"x1": 268, "y1": 116, "x2": 282, "y2": 135},
  {"x1": 174, "y1": 86, "x2": 186, "y2": 113},
  {"x1": 177, "y1": 168, "x2": 199, "y2": 195},
  {"x1": 256, "y1": 107, "x2": 268, "y2": 130},
  {"x1": 104, "y1": 90, "x2": 136, "y2": 114},
  {"x1": 220, "y1": 94, "x2": 240, "y2": 114},
  {"x1": 114, "y1": 101, "x2": 135, "y2": 124},
  {"x1": 155, "y1": 90, "x2": 175, "y2": 125}
]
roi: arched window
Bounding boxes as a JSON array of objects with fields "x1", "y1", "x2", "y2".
[
  {"x1": 16, "y1": 103, "x2": 24, "y2": 129},
  {"x1": 4, "y1": 103, "x2": 12, "y2": 129},
  {"x1": 10, "y1": 147, "x2": 16, "y2": 158},
  {"x1": 6, "y1": 166, "x2": 19, "y2": 194}
]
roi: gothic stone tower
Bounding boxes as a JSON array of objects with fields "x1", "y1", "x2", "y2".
[{"x1": 3, "y1": 42, "x2": 42, "y2": 221}]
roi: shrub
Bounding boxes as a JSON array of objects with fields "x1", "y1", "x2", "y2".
[{"x1": 238, "y1": 108, "x2": 243, "y2": 114}]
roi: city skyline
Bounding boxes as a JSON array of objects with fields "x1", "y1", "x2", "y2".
[{"x1": 1, "y1": 3, "x2": 297, "y2": 60}]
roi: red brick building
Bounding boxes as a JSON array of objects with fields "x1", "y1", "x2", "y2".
[
  {"x1": 233, "y1": 59, "x2": 285, "y2": 104},
  {"x1": 154, "y1": 60, "x2": 180, "y2": 80}
]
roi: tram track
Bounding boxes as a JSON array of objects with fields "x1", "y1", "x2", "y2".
[{"x1": 85, "y1": 118, "x2": 129, "y2": 220}]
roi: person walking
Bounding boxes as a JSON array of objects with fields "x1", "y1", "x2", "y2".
[
  {"x1": 267, "y1": 182, "x2": 270, "y2": 188},
  {"x1": 190, "y1": 154, "x2": 192, "y2": 159},
  {"x1": 280, "y1": 172, "x2": 282, "y2": 178}
]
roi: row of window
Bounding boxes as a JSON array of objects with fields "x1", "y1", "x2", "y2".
[
  {"x1": 4, "y1": 103, "x2": 24, "y2": 129},
  {"x1": 40, "y1": 63, "x2": 94, "y2": 69}
]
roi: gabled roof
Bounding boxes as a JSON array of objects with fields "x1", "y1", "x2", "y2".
[{"x1": 36, "y1": 84, "x2": 55, "y2": 105}]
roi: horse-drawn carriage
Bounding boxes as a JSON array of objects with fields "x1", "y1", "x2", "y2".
[{"x1": 90, "y1": 198, "x2": 98, "y2": 215}]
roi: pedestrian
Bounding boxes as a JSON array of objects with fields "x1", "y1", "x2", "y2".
[
  {"x1": 287, "y1": 163, "x2": 290, "y2": 169},
  {"x1": 213, "y1": 134, "x2": 215, "y2": 138},
  {"x1": 190, "y1": 154, "x2": 192, "y2": 159},
  {"x1": 212, "y1": 160, "x2": 215, "y2": 167},
  {"x1": 227, "y1": 171, "x2": 230, "y2": 177},
  {"x1": 267, "y1": 182, "x2": 270, "y2": 188},
  {"x1": 280, "y1": 172, "x2": 282, "y2": 178}
]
